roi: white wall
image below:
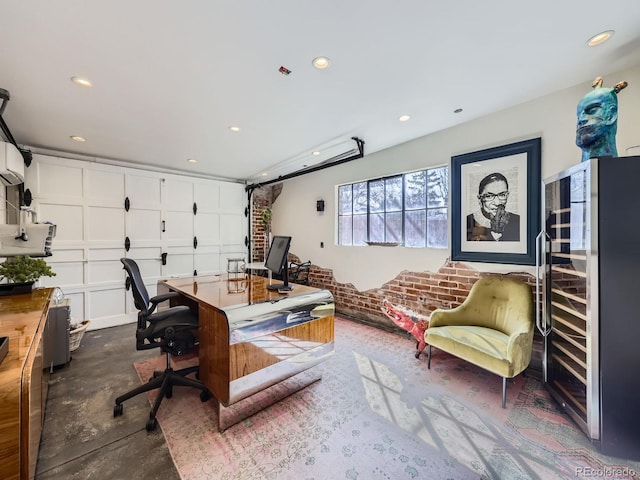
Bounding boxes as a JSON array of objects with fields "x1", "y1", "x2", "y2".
[{"x1": 271, "y1": 65, "x2": 640, "y2": 291}]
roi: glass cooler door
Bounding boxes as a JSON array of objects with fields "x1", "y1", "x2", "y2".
[{"x1": 541, "y1": 162, "x2": 599, "y2": 440}]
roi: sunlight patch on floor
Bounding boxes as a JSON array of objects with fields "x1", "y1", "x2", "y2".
[
  {"x1": 353, "y1": 350, "x2": 438, "y2": 449},
  {"x1": 352, "y1": 350, "x2": 558, "y2": 478}
]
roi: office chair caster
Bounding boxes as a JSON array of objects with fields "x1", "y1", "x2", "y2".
[
  {"x1": 146, "y1": 416, "x2": 158, "y2": 431},
  {"x1": 113, "y1": 404, "x2": 123, "y2": 417},
  {"x1": 200, "y1": 390, "x2": 212, "y2": 402}
]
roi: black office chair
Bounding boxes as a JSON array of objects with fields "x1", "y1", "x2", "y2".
[
  {"x1": 290, "y1": 261, "x2": 311, "y2": 285},
  {"x1": 113, "y1": 258, "x2": 211, "y2": 431}
]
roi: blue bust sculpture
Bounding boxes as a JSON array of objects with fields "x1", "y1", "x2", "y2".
[{"x1": 576, "y1": 77, "x2": 628, "y2": 162}]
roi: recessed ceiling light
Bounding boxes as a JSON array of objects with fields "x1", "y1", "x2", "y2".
[
  {"x1": 399, "y1": 114, "x2": 411, "y2": 122},
  {"x1": 312, "y1": 151, "x2": 321, "y2": 156},
  {"x1": 312, "y1": 56, "x2": 330, "y2": 69},
  {"x1": 587, "y1": 30, "x2": 614, "y2": 47},
  {"x1": 229, "y1": 126, "x2": 240, "y2": 132},
  {"x1": 454, "y1": 108, "x2": 463, "y2": 114},
  {"x1": 261, "y1": 172, "x2": 268, "y2": 177},
  {"x1": 70, "y1": 135, "x2": 86, "y2": 142},
  {"x1": 187, "y1": 158, "x2": 197, "y2": 164},
  {"x1": 71, "y1": 76, "x2": 93, "y2": 87}
]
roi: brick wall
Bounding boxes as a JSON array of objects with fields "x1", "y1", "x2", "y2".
[
  {"x1": 305, "y1": 257, "x2": 542, "y2": 377},
  {"x1": 251, "y1": 185, "x2": 282, "y2": 262},
  {"x1": 305, "y1": 259, "x2": 535, "y2": 327},
  {"x1": 251, "y1": 195, "x2": 270, "y2": 262}
]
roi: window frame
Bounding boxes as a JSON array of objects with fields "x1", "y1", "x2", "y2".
[{"x1": 337, "y1": 164, "x2": 449, "y2": 248}]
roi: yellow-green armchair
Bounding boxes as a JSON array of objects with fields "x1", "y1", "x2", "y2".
[{"x1": 424, "y1": 276, "x2": 534, "y2": 408}]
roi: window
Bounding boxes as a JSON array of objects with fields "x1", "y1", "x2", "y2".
[{"x1": 338, "y1": 165, "x2": 448, "y2": 248}]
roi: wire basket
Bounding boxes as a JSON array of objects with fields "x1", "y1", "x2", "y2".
[{"x1": 69, "y1": 320, "x2": 90, "y2": 352}]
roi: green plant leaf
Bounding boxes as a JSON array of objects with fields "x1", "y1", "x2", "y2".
[{"x1": 0, "y1": 256, "x2": 56, "y2": 283}]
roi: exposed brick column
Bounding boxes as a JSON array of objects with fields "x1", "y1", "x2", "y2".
[{"x1": 250, "y1": 185, "x2": 282, "y2": 262}]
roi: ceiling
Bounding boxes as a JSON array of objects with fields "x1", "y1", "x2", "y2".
[{"x1": 1, "y1": 1, "x2": 640, "y2": 184}]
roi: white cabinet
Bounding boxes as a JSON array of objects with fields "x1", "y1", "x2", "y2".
[{"x1": 23, "y1": 154, "x2": 247, "y2": 329}]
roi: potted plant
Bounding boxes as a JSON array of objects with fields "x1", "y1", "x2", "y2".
[
  {"x1": 260, "y1": 207, "x2": 272, "y2": 233},
  {"x1": 0, "y1": 255, "x2": 56, "y2": 295},
  {"x1": 260, "y1": 207, "x2": 273, "y2": 259}
]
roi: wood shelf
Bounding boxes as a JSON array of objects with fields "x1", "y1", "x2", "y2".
[
  {"x1": 552, "y1": 380, "x2": 587, "y2": 417},
  {"x1": 552, "y1": 328, "x2": 586, "y2": 355},
  {"x1": 552, "y1": 339, "x2": 586, "y2": 370},
  {"x1": 551, "y1": 252, "x2": 587, "y2": 262},
  {"x1": 552, "y1": 313, "x2": 586, "y2": 337},
  {"x1": 551, "y1": 288, "x2": 587, "y2": 306},
  {"x1": 552, "y1": 353, "x2": 587, "y2": 386},
  {"x1": 551, "y1": 300, "x2": 587, "y2": 322},
  {"x1": 551, "y1": 265, "x2": 587, "y2": 278}
]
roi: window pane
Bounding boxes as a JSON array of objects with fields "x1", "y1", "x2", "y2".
[
  {"x1": 353, "y1": 182, "x2": 368, "y2": 214},
  {"x1": 427, "y1": 166, "x2": 449, "y2": 208},
  {"x1": 369, "y1": 180, "x2": 384, "y2": 213},
  {"x1": 385, "y1": 176, "x2": 402, "y2": 211},
  {"x1": 339, "y1": 185, "x2": 353, "y2": 215},
  {"x1": 427, "y1": 207, "x2": 448, "y2": 248},
  {"x1": 405, "y1": 210, "x2": 426, "y2": 247},
  {"x1": 339, "y1": 215, "x2": 352, "y2": 245},
  {"x1": 369, "y1": 213, "x2": 384, "y2": 242},
  {"x1": 353, "y1": 214, "x2": 368, "y2": 245},
  {"x1": 405, "y1": 171, "x2": 426, "y2": 210},
  {"x1": 385, "y1": 212, "x2": 402, "y2": 242}
]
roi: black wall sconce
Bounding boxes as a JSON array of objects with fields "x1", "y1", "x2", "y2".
[{"x1": 316, "y1": 199, "x2": 325, "y2": 212}]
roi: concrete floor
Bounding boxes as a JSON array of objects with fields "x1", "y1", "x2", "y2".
[{"x1": 35, "y1": 323, "x2": 181, "y2": 479}]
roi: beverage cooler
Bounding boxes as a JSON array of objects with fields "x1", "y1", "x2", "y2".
[{"x1": 536, "y1": 156, "x2": 640, "y2": 460}]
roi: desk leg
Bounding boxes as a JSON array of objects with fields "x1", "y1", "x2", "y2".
[{"x1": 214, "y1": 370, "x2": 322, "y2": 432}]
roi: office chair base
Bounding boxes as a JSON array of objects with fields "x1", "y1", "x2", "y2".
[{"x1": 113, "y1": 365, "x2": 211, "y2": 431}]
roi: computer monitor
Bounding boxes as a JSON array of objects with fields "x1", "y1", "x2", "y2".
[{"x1": 265, "y1": 235, "x2": 292, "y2": 291}]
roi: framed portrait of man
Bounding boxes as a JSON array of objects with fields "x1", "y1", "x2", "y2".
[{"x1": 451, "y1": 138, "x2": 541, "y2": 265}]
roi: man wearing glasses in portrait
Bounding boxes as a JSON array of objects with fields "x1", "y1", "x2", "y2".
[{"x1": 467, "y1": 172, "x2": 520, "y2": 241}]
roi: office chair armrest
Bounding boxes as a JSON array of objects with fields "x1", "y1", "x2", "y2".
[
  {"x1": 150, "y1": 291, "x2": 180, "y2": 305},
  {"x1": 147, "y1": 292, "x2": 181, "y2": 314},
  {"x1": 146, "y1": 305, "x2": 192, "y2": 323}
]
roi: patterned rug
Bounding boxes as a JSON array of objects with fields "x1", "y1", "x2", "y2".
[{"x1": 133, "y1": 318, "x2": 640, "y2": 480}]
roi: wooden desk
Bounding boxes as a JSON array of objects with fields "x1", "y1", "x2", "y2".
[
  {"x1": 0, "y1": 288, "x2": 53, "y2": 480},
  {"x1": 159, "y1": 274, "x2": 334, "y2": 429}
]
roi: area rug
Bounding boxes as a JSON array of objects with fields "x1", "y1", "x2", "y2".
[{"x1": 134, "y1": 318, "x2": 640, "y2": 480}]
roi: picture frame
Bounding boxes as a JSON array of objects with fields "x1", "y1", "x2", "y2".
[{"x1": 451, "y1": 137, "x2": 541, "y2": 265}]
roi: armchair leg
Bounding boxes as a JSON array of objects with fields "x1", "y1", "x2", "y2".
[
  {"x1": 427, "y1": 344, "x2": 431, "y2": 369},
  {"x1": 502, "y1": 377, "x2": 507, "y2": 408}
]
